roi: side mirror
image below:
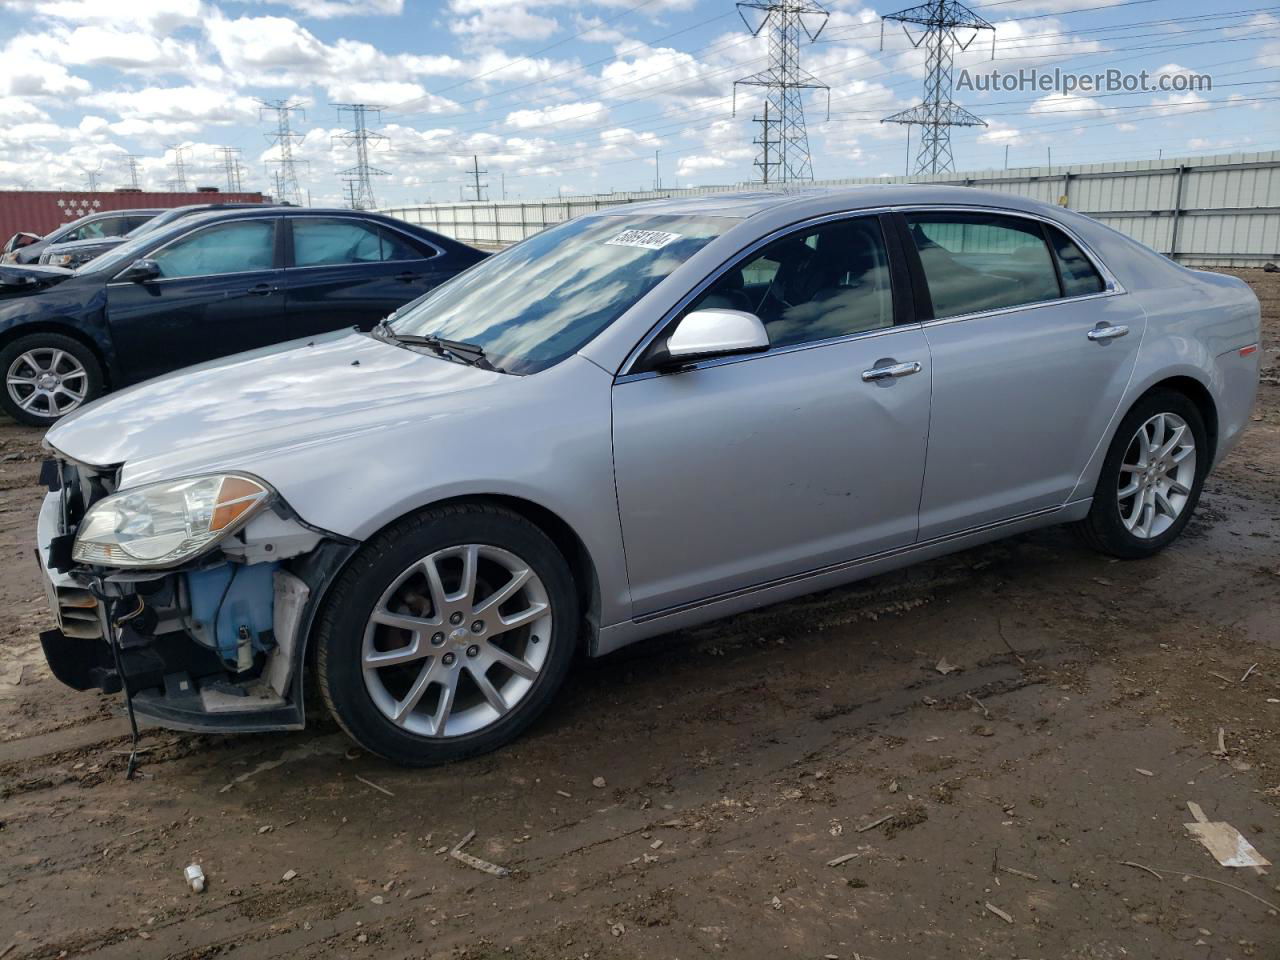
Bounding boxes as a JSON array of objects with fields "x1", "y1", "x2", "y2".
[
  {"x1": 118, "y1": 258, "x2": 160, "y2": 282},
  {"x1": 651, "y1": 308, "x2": 769, "y2": 370}
]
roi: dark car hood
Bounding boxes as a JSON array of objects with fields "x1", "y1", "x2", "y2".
[
  {"x1": 0, "y1": 262, "x2": 75, "y2": 293},
  {"x1": 44, "y1": 236, "x2": 125, "y2": 254}
]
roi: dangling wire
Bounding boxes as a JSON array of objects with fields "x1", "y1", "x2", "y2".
[{"x1": 107, "y1": 594, "x2": 146, "y2": 780}]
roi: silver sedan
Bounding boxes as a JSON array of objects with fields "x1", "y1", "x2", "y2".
[{"x1": 37, "y1": 185, "x2": 1261, "y2": 765}]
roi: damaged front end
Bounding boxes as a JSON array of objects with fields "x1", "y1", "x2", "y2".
[{"x1": 36, "y1": 454, "x2": 355, "y2": 734}]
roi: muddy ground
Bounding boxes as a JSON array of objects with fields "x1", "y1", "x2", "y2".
[{"x1": 0, "y1": 270, "x2": 1277, "y2": 960}]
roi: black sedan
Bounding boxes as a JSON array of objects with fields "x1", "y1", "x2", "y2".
[{"x1": 0, "y1": 208, "x2": 486, "y2": 425}]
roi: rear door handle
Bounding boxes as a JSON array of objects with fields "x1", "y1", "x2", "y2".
[
  {"x1": 861, "y1": 360, "x2": 922, "y2": 382},
  {"x1": 247, "y1": 282, "x2": 274, "y2": 296},
  {"x1": 1087, "y1": 323, "x2": 1129, "y2": 342}
]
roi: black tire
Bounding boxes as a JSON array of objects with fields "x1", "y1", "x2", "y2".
[
  {"x1": 1075, "y1": 388, "x2": 1209, "y2": 559},
  {"x1": 0, "y1": 332, "x2": 104, "y2": 427},
  {"x1": 315, "y1": 503, "x2": 579, "y2": 766}
]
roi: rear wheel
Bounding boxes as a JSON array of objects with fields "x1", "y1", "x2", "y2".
[
  {"x1": 1075, "y1": 389, "x2": 1208, "y2": 558},
  {"x1": 0, "y1": 333, "x2": 103, "y2": 426},
  {"x1": 316, "y1": 504, "x2": 578, "y2": 766}
]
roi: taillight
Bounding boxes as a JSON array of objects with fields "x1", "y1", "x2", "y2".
[{"x1": 1239, "y1": 344, "x2": 1258, "y2": 357}]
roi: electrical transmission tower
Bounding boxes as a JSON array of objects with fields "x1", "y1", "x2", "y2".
[
  {"x1": 260, "y1": 99, "x2": 308, "y2": 206},
  {"x1": 752, "y1": 101, "x2": 783, "y2": 184},
  {"x1": 733, "y1": 1, "x2": 830, "y2": 183},
  {"x1": 217, "y1": 146, "x2": 245, "y2": 193},
  {"x1": 467, "y1": 155, "x2": 488, "y2": 202},
  {"x1": 123, "y1": 155, "x2": 143, "y2": 190},
  {"x1": 81, "y1": 164, "x2": 102, "y2": 191},
  {"x1": 331, "y1": 104, "x2": 389, "y2": 210},
  {"x1": 165, "y1": 144, "x2": 189, "y2": 192},
  {"x1": 880, "y1": 1, "x2": 995, "y2": 175}
]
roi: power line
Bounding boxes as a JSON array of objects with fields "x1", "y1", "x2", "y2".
[
  {"x1": 80, "y1": 164, "x2": 102, "y2": 191},
  {"x1": 260, "y1": 99, "x2": 308, "y2": 206},
  {"x1": 332, "y1": 103, "x2": 389, "y2": 210},
  {"x1": 165, "y1": 144, "x2": 189, "y2": 192},
  {"x1": 881, "y1": 1, "x2": 997, "y2": 175},
  {"x1": 734, "y1": 1, "x2": 831, "y2": 182},
  {"x1": 123, "y1": 154, "x2": 143, "y2": 190},
  {"x1": 217, "y1": 146, "x2": 245, "y2": 193},
  {"x1": 467, "y1": 154, "x2": 488, "y2": 201}
]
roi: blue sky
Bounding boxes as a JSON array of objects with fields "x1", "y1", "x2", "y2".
[{"x1": 0, "y1": 0, "x2": 1276, "y2": 206}]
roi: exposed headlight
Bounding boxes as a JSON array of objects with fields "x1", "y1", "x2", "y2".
[
  {"x1": 73, "y1": 474, "x2": 272, "y2": 568},
  {"x1": 45, "y1": 254, "x2": 74, "y2": 266}
]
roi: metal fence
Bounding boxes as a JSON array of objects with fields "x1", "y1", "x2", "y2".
[{"x1": 383, "y1": 150, "x2": 1280, "y2": 267}]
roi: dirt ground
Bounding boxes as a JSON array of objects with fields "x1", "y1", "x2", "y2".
[{"x1": 0, "y1": 269, "x2": 1277, "y2": 960}]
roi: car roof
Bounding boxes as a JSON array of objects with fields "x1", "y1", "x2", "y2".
[{"x1": 593, "y1": 184, "x2": 1062, "y2": 221}]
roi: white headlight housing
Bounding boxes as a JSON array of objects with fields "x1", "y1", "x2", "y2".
[{"x1": 72, "y1": 474, "x2": 272, "y2": 568}]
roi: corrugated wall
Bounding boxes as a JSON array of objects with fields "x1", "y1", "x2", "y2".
[
  {"x1": 383, "y1": 150, "x2": 1280, "y2": 267},
  {"x1": 0, "y1": 190, "x2": 269, "y2": 243}
]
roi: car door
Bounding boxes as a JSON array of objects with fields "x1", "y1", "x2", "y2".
[
  {"x1": 106, "y1": 217, "x2": 284, "y2": 384},
  {"x1": 280, "y1": 216, "x2": 451, "y2": 338},
  {"x1": 902, "y1": 209, "x2": 1146, "y2": 540},
  {"x1": 612, "y1": 214, "x2": 933, "y2": 616}
]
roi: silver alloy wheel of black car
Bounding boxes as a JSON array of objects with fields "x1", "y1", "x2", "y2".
[
  {"x1": 361, "y1": 543, "x2": 553, "y2": 738},
  {"x1": 6, "y1": 347, "x2": 89, "y2": 418},
  {"x1": 1116, "y1": 412, "x2": 1197, "y2": 539}
]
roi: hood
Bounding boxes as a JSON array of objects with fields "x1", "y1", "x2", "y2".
[
  {"x1": 43, "y1": 236, "x2": 124, "y2": 256},
  {"x1": 0, "y1": 262, "x2": 74, "y2": 293},
  {"x1": 45, "y1": 329, "x2": 509, "y2": 483}
]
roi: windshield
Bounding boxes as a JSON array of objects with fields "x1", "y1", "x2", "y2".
[
  {"x1": 123, "y1": 210, "x2": 178, "y2": 239},
  {"x1": 76, "y1": 224, "x2": 177, "y2": 276},
  {"x1": 388, "y1": 214, "x2": 729, "y2": 374}
]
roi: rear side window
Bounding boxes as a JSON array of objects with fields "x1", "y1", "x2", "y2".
[
  {"x1": 291, "y1": 218, "x2": 430, "y2": 267},
  {"x1": 1046, "y1": 226, "x2": 1105, "y2": 297},
  {"x1": 906, "y1": 213, "x2": 1060, "y2": 319},
  {"x1": 150, "y1": 220, "x2": 276, "y2": 278}
]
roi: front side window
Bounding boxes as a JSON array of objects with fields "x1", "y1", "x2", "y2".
[
  {"x1": 389, "y1": 214, "x2": 728, "y2": 375},
  {"x1": 149, "y1": 220, "x2": 276, "y2": 279},
  {"x1": 690, "y1": 216, "x2": 894, "y2": 348},
  {"x1": 906, "y1": 213, "x2": 1061, "y2": 319}
]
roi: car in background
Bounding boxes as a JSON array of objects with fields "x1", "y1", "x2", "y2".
[
  {"x1": 2, "y1": 208, "x2": 162, "y2": 265},
  {"x1": 30, "y1": 186, "x2": 1260, "y2": 766},
  {"x1": 0, "y1": 207, "x2": 486, "y2": 424},
  {"x1": 38, "y1": 202, "x2": 282, "y2": 269}
]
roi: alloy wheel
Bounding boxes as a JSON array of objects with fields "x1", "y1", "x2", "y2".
[
  {"x1": 1117, "y1": 412, "x2": 1197, "y2": 539},
  {"x1": 5, "y1": 348, "x2": 89, "y2": 419},
  {"x1": 361, "y1": 543, "x2": 552, "y2": 738}
]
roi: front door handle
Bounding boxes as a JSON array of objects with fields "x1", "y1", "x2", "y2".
[
  {"x1": 861, "y1": 360, "x2": 922, "y2": 382},
  {"x1": 246, "y1": 282, "x2": 274, "y2": 296},
  {"x1": 1087, "y1": 323, "x2": 1129, "y2": 342},
  {"x1": 394, "y1": 272, "x2": 420, "y2": 283}
]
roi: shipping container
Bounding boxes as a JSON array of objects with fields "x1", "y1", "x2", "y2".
[{"x1": 0, "y1": 189, "x2": 270, "y2": 243}]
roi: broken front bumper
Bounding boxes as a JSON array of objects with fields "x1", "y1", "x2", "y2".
[{"x1": 35, "y1": 488, "x2": 352, "y2": 734}]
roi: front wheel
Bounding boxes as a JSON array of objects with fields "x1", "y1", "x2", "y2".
[
  {"x1": 0, "y1": 333, "x2": 104, "y2": 426},
  {"x1": 315, "y1": 504, "x2": 579, "y2": 766},
  {"x1": 1075, "y1": 389, "x2": 1208, "y2": 559}
]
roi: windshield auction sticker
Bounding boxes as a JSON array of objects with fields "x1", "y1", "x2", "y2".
[{"x1": 605, "y1": 229, "x2": 682, "y2": 250}]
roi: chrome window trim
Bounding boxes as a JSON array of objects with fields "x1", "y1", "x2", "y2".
[
  {"x1": 894, "y1": 203, "x2": 1126, "y2": 327},
  {"x1": 106, "y1": 216, "x2": 282, "y2": 285},
  {"x1": 287, "y1": 213, "x2": 444, "y2": 267},
  {"x1": 618, "y1": 206, "x2": 898, "y2": 378}
]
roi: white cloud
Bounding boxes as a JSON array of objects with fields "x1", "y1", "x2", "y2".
[
  {"x1": 505, "y1": 101, "x2": 607, "y2": 130},
  {"x1": 250, "y1": 0, "x2": 404, "y2": 17},
  {"x1": 79, "y1": 85, "x2": 260, "y2": 124},
  {"x1": 0, "y1": 48, "x2": 91, "y2": 97},
  {"x1": 449, "y1": 1, "x2": 559, "y2": 42}
]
